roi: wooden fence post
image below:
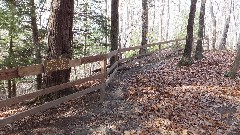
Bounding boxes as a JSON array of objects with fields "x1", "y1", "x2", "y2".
[
  {"x1": 118, "y1": 48, "x2": 122, "y2": 68},
  {"x1": 115, "y1": 50, "x2": 119, "y2": 69},
  {"x1": 100, "y1": 58, "x2": 107, "y2": 102},
  {"x1": 176, "y1": 40, "x2": 179, "y2": 46},
  {"x1": 175, "y1": 40, "x2": 179, "y2": 51},
  {"x1": 158, "y1": 43, "x2": 161, "y2": 51}
]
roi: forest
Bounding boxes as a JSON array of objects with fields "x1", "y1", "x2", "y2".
[{"x1": 0, "y1": 0, "x2": 239, "y2": 134}]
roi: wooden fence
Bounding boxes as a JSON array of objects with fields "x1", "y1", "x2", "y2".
[{"x1": 0, "y1": 37, "x2": 209, "y2": 127}]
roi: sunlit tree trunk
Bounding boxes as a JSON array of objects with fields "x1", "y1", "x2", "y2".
[
  {"x1": 159, "y1": 0, "x2": 165, "y2": 41},
  {"x1": 178, "y1": 0, "x2": 197, "y2": 66},
  {"x1": 44, "y1": 0, "x2": 74, "y2": 100},
  {"x1": 225, "y1": 34, "x2": 240, "y2": 78},
  {"x1": 210, "y1": 1, "x2": 216, "y2": 50},
  {"x1": 165, "y1": 0, "x2": 170, "y2": 40},
  {"x1": 195, "y1": 0, "x2": 206, "y2": 60},
  {"x1": 110, "y1": 0, "x2": 119, "y2": 65},
  {"x1": 219, "y1": 15, "x2": 230, "y2": 50}
]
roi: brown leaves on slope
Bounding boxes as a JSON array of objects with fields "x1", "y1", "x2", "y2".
[
  {"x1": 121, "y1": 50, "x2": 240, "y2": 134},
  {"x1": 0, "y1": 50, "x2": 239, "y2": 135}
]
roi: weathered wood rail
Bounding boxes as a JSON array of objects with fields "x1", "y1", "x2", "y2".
[{"x1": 0, "y1": 37, "x2": 209, "y2": 127}]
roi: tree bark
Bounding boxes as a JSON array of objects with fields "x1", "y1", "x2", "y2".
[
  {"x1": 225, "y1": 34, "x2": 240, "y2": 78},
  {"x1": 7, "y1": 1, "x2": 17, "y2": 98},
  {"x1": 195, "y1": 0, "x2": 206, "y2": 60},
  {"x1": 110, "y1": 0, "x2": 119, "y2": 65},
  {"x1": 210, "y1": 1, "x2": 216, "y2": 50},
  {"x1": 30, "y1": 0, "x2": 42, "y2": 90},
  {"x1": 159, "y1": 0, "x2": 165, "y2": 41},
  {"x1": 43, "y1": 0, "x2": 74, "y2": 100},
  {"x1": 166, "y1": 0, "x2": 170, "y2": 40},
  {"x1": 8, "y1": 36, "x2": 15, "y2": 98},
  {"x1": 140, "y1": 0, "x2": 148, "y2": 54},
  {"x1": 219, "y1": 15, "x2": 230, "y2": 50},
  {"x1": 178, "y1": 0, "x2": 197, "y2": 66}
]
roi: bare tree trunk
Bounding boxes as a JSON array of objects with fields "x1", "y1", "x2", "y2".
[
  {"x1": 7, "y1": 36, "x2": 17, "y2": 98},
  {"x1": 210, "y1": 0, "x2": 216, "y2": 50},
  {"x1": 178, "y1": 0, "x2": 197, "y2": 66},
  {"x1": 178, "y1": 0, "x2": 181, "y2": 12},
  {"x1": 160, "y1": 0, "x2": 165, "y2": 41},
  {"x1": 165, "y1": 0, "x2": 170, "y2": 40},
  {"x1": 105, "y1": 0, "x2": 108, "y2": 47},
  {"x1": 43, "y1": 0, "x2": 74, "y2": 100},
  {"x1": 219, "y1": 0, "x2": 233, "y2": 50},
  {"x1": 195, "y1": 0, "x2": 206, "y2": 60},
  {"x1": 225, "y1": 34, "x2": 240, "y2": 78},
  {"x1": 7, "y1": 1, "x2": 17, "y2": 98},
  {"x1": 140, "y1": 0, "x2": 148, "y2": 54},
  {"x1": 7, "y1": 80, "x2": 12, "y2": 98},
  {"x1": 219, "y1": 15, "x2": 230, "y2": 50},
  {"x1": 110, "y1": 0, "x2": 119, "y2": 65},
  {"x1": 83, "y1": 1, "x2": 88, "y2": 77},
  {"x1": 30, "y1": 0, "x2": 42, "y2": 90},
  {"x1": 151, "y1": 0, "x2": 156, "y2": 42}
]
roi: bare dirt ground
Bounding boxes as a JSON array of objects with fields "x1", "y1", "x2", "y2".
[{"x1": 0, "y1": 50, "x2": 239, "y2": 135}]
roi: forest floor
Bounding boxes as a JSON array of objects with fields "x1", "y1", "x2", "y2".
[{"x1": 0, "y1": 50, "x2": 240, "y2": 135}]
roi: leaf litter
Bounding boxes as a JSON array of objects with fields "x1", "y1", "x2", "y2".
[{"x1": 0, "y1": 50, "x2": 239, "y2": 134}]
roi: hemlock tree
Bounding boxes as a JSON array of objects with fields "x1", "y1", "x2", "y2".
[
  {"x1": 178, "y1": 0, "x2": 197, "y2": 66},
  {"x1": 195, "y1": 0, "x2": 206, "y2": 60},
  {"x1": 225, "y1": 34, "x2": 240, "y2": 78},
  {"x1": 44, "y1": 0, "x2": 74, "y2": 99},
  {"x1": 140, "y1": 0, "x2": 148, "y2": 54},
  {"x1": 110, "y1": 0, "x2": 119, "y2": 65}
]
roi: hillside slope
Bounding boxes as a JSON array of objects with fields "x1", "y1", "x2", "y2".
[{"x1": 0, "y1": 51, "x2": 239, "y2": 135}]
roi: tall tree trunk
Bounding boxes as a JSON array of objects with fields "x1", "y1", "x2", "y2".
[
  {"x1": 105, "y1": 0, "x2": 108, "y2": 49},
  {"x1": 8, "y1": 36, "x2": 17, "y2": 98},
  {"x1": 83, "y1": 1, "x2": 88, "y2": 77},
  {"x1": 195, "y1": 0, "x2": 206, "y2": 60},
  {"x1": 44, "y1": 0, "x2": 74, "y2": 100},
  {"x1": 165, "y1": 0, "x2": 170, "y2": 40},
  {"x1": 140, "y1": 0, "x2": 148, "y2": 54},
  {"x1": 7, "y1": 80, "x2": 12, "y2": 98},
  {"x1": 225, "y1": 34, "x2": 240, "y2": 78},
  {"x1": 159, "y1": 0, "x2": 165, "y2": 41},
  {"x1": 7, "y1": 1, "x2": 17, "y2": 98},
  {"x1": 219, "y1": 15, "x2": 230, "y2": 50},
  {"x1": 30, "y1": 0, "x2": 42, "y2": 90},
  {"x1": 151, "y1": 0, "x2": 156, "y2": 42},
  {"x1": 110, "y1": 0, "x2": 119, "y2": 65},
  {"x1": 178, "y1": 0, "x2": 197, "y2": 66},
  {"x1": 210, "y1": 0, "x2": 216, "y2": 50}
]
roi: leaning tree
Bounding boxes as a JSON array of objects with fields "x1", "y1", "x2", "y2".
[{"x1": 225, "y1": 34, "x2": 240, "y2": 78}]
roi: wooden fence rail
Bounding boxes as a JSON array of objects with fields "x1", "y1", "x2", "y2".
[{"x1": 0, "y1": 37, "x2": 209, "y2": 127}]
